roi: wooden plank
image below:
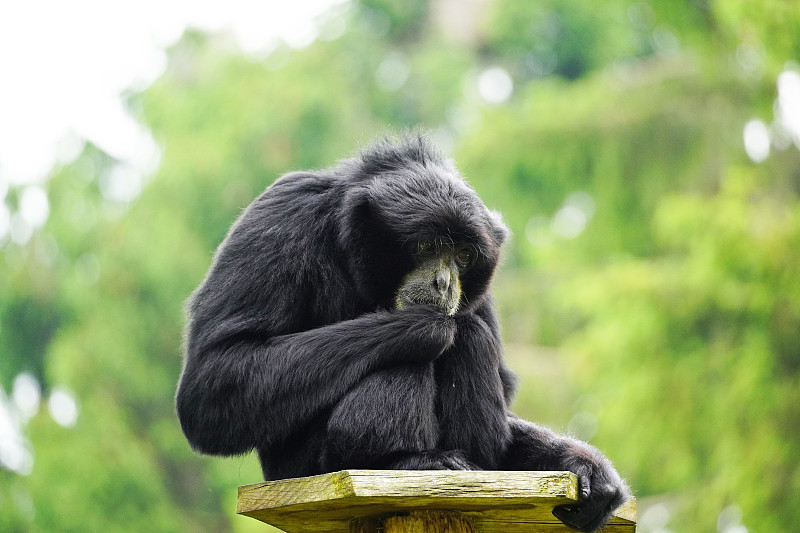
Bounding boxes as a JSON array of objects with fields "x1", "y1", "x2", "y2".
[{"x1": 237, "y1": 470, "x2": 636, "y2": 532}]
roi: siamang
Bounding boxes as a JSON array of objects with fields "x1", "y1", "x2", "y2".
[{"x1": 176, "y1": 136, "x2": 630, "y2": 532}]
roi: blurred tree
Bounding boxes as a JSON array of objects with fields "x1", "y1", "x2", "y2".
[
  {"x1": 558, "y1": 156, "x2": 800, "y2": 530},
  {"x1": 485, "y1": 0, "x2": 641, "y2": 80},
  {"x1": 1, "y1": 0, "x2": 799, "y2": 532},
  {"x1": 361, "y1": 0, "x2": 431, "y2": 41}
]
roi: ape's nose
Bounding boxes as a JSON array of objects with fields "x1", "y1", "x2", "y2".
[{"x1": 434, "y1": 268, "x2": 451, "y2": 295}]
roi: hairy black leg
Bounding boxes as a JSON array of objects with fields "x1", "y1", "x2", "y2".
[
  {"x1": 322, "y1": 363, "x2": 440, "y2": 471},
  {"x1": 384, "y1": 449, "x2": 479, "y2": 470}
]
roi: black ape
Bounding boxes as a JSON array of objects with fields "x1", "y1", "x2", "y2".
[{"x1": 176, "y1": 136, "x2": 630, "y2": 532}]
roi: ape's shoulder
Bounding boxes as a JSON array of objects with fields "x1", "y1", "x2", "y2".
[
  {"x1": 254, "y1": 171, "x2": 339, "y2": 209},
  {"x1": 226, "y1": 171, "x2": 343, "y2": 245}
]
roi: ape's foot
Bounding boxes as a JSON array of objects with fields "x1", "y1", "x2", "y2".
[{"x1": 388, "y1": 450, "x2": 479, "y2": 470}]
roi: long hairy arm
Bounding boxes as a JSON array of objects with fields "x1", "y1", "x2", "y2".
[
  {"x1": 502, "y1": 415, "x2": 631, "y2": 532},
  {"x1": 176, "y1": 306, "x2": 454, "y2": 456}
]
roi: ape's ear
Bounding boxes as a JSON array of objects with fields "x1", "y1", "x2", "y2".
[
  {"x1": 338, "y1": 189, "x2": 374, "y2": 248},
  {"x1": 338, "y1": 189, "x2": 405, "y2": 304},
  {"x1": 488, "y1": 210, "x2": 509, "y2": 245}
]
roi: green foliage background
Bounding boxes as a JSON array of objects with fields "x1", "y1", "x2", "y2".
[{"x1": 2, "y1": 1, "x2": 799, "y2": 531}]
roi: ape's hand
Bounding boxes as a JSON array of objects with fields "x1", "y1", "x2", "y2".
[
  {"x1": 503, "y1": 417, "x2": 630, "y2": 533},
  {"x1": 552, "y1": 441, "x2": 631, "y2": 533},
  {"x1": 395, "y1": 305, "x2": 456, "y2": 362}
]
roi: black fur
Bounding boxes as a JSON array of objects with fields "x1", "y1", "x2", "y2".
[{"x1": 176, "y1": 135, "x2": 630, "y2": 532}]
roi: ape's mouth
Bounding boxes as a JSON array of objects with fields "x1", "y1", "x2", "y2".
[{"x1": 395, "y1": 291, "x2": 459, "y2": 316}]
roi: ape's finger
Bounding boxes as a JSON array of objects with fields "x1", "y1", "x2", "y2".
[
  {"x1": 553, "y1": 493, "x2": 614, "y2": 533},
  {"x1": 577, "y1": 472, "x2": 592, "y2": 500},
  {"x1": 552, "y1": 505, "x2": 588, "y2": 532}
]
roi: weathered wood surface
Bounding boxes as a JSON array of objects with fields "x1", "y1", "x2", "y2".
[{"x1": 237, "y1": 470, "x2": 636, "y2": 532}]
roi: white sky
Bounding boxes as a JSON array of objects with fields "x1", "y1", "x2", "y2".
[{"x1": 0, "y1": 0, "x2": 346, "y2": 187}]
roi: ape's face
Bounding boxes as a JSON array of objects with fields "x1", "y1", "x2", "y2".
[
  {"x1": 394, "y1": 238, "x2": 476, "y2": 316},
  {"x1": 343, "y1": 146, "x2": 508, "y2": 315}
]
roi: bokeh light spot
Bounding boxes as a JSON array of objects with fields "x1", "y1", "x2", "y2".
[
  {"x1": 10, "y1": 212, "x2": 33, "y2": 245},
  {"x1": 478, "y1": 67, "x2": 513, "y2": 104},
  {"x1": 743, "y1": 119, "x2": 770, "y2": 163},
  {"x1": 376, "y1": 52, "x2": 410, "y2": 92},
  {"x1": 777, "y1": 69, "x2": 800, "y2": 145},
  {"x1": 12, "y1": 373, "x2": 41, "y2": 421},
  {"x1": 0, "y1": 202, "x2": 10, "y2": 241},
  {"x1": 0, "y1": 382, "x2": 34, "y2": 475},
  {"x1": 48, "y1": 387, "x2": 79, "y2": 428},
  {"x1": 19, "y1": 185, "x2": 49, "y2": 228},
  {"x1": 640, "y1": 503, "x2": 671, "y2": 531}
]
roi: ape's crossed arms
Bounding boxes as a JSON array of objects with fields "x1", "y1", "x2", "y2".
[{"x1": 176, "y1": 136, "x2": 631, "y2": 532}]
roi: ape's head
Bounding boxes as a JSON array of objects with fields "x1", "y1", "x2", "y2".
[{"x1": 339, "y1": 135, "x2": 508, "y2": 314}]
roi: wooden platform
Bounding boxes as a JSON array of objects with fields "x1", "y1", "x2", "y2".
[{"x1": 237, "y1": 470, "x2": 636, "y2": 532}]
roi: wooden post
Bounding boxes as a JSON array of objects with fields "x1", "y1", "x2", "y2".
[
  {"x1": 351, "y1": 511, "x2": 474, "y2": 533},
  {"x1": 237, "y1": 470, "x2": 636, "y2": 532}
]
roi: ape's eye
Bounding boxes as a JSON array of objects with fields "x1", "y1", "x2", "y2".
[
  {"x1": 418, "y1": 241, "x2": 434, "y2": 253},
  {"x1": 455, "y1": 249, "x2": 473, "y2": 266}
]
